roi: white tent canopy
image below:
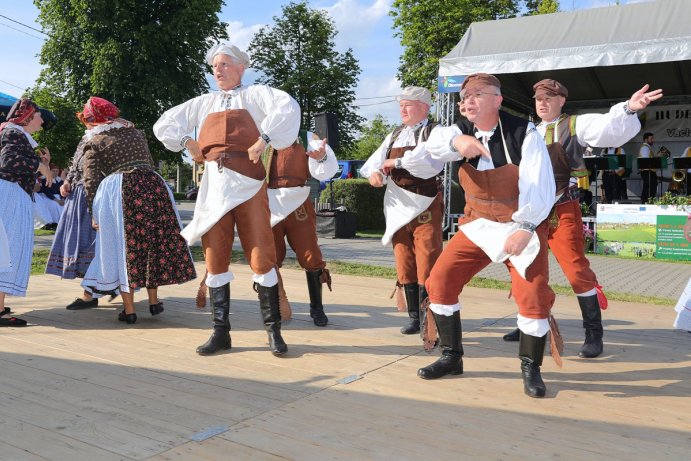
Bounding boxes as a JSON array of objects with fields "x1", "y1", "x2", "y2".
[{"x1": 438, "y1": 0, "x2": 691, "y2": 113}]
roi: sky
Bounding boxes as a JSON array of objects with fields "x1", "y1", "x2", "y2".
[{"x1": 0, "y1": 0, "x2": 644, "y2": 124}]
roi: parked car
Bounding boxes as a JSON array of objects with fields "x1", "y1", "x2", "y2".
[
  {"x1": 186, "y1": 186, "x2": 199, "y2": 200},
  {"x1": 320, "y1": 159, "x2": 365, "y2": 190}
]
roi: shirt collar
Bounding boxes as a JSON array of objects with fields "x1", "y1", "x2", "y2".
[
  {"x1": 474, "y1": 125, "x2": 497, "y2": 139},
  {"x1": 220, "y1": 83, "x2": 244, "y2": 95},
  {"x1": 403, "y1": 119, "x2": 428, "y2": 131},
  {"x1": 5, "y1": 122, "x2": 38, "y2": 148},
  {"x1": 539, "y1": 116, "x2": 561, "y2": 127}
]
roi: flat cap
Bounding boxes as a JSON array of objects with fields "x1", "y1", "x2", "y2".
[
  {"x1": 460, "y1": 73, "x2": 501, "y2": 93},
  {"x1": 533, "y1": 79, "x2": 568, "y2": 97}
]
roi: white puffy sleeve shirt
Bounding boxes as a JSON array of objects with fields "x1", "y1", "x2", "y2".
[
  {"x1": 536, "y1": 102, "x2": 641, "y2": 149},
  {"x1": 360, "y1": 121, "x2": 445, "y2": 182},
  {"x1": 306, "y1": 134, "x2": 338, "y2": 181},
  {"x1": 423, "y1": 122, "x2": 555, "y2": 227},
  {"x1": 153, "y1": 84, "x2": 301, "y2": 151}
]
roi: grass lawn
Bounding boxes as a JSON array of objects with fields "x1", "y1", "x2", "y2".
[
  {"x1": 597, "y1": 226, "x2": 656, "y2": 243},
  {"x1": 31, "y1": 246, "x2": 676, "y2": 306}
]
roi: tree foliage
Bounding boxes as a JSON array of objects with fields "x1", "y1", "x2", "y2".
[
  {"x1": 32, "y1": 0, "x2": 227, "y2": 164},
  {"x1": 526, "y1": 0, "x2": 559, "y2": 14},
  {"x1": 347, "y1": 114, "x2": 397, "y2": 160},
  {"x1": 390, "y1": 0, "x2": 559, "y2": 91},
  {"x1": 248, "y1": 1, "x2": 363, "y2": 154},
  {"x1": 29, "y1": 88, "x2": 86, "y2": 168}
]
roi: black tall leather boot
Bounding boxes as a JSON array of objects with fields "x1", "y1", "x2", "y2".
[
  {"x1": 577, "y1": 294, "x2": 604, "y2": 358},
  {"x1": 519, "y1": 331, "x2": 547, "y2": 398},
  {"x1": 306, "y1": 269, "x2": 328, "y2": 327},
  {"x1": 417, "y1": 311, "x2": 463, "y2": 379},
  {"x1": 400, "y1": 283, "x2": 420, "y2": 334},
  {"x1": 257, "y1": 283, "x2": 288, "y2": 356},
  {"x1": 196, "y1": 284, "x2": 232, "y2": 356}
]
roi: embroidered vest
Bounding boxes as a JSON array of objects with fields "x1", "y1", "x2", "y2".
[
  {"x1": 543, "y1": 114, "x2": 589, "y2": 193},
  {"x1": 456, "y1": 111, "x2": 528, "y2": 168},
  {"x1": 455, "y1": 111, "x2": 530, "y2": 222},
  {"x1": 385, "y1": 121, "x2": 441, "y2": 197}
]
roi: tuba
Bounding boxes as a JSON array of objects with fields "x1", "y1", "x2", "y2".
[
  {"x1": 668, "y1": 169, "x2": 686, "y2": 194},
  {"x1": 672, "y1": 168, "x2": 687, "y2": 183}
]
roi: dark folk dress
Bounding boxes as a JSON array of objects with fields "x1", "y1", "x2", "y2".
[
  {"x1": 81, "y1": 125, "x2": 195, "y2": 293},
  {"x1": 45, "y1": 139, "x2": 97, "y2": 278}
]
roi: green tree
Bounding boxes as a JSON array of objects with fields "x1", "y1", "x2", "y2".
[
  {"x1": 248, "y1": 1, "x2": 364, "y2": 154},
  {"x1": 159, "y1": 159, "x2": 194, "y2": 192},
  {"x1": 390, "y1": 0, "x2": 520, "y2": 91},
  {"x1": 390, "y1": 1, "x2": 560, "y2": 92},
  {"x1": 29, "y1": 88, "x2": 85, "y2": 168},
  {"x1": 347, "y1": 114, "x2": 397, "y2": 160},
  {"x1": 32, "y1": 0, "x2": 227, "y2": 163},
  {"x1": 525, "y1": 0, "x2": 559, "y2": 14}
]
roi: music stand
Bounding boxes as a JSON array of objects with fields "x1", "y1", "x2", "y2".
[
  {"x1": 637, "y1": 157, "x2": 663, "y2": 200},
  {"x1": 584, "y1": 157, "x2": 610, "y2": 205},
  {"x1": 673, "y1": 157, "x2": 691, "y2": 196},
  {"x1": 613, "y1": 155, "x2": 627, "y2": 168}
]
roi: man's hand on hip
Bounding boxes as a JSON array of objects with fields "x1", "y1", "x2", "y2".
[
  {"x1": 248, "y1": 138, "x2": 267, "y2": 164},
  {"x1": 185, "y1": 139, "x2": 206, "y2": 163}
]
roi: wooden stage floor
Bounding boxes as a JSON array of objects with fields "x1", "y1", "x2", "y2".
[{"x1": 1, "y1": 263, "x2": 689, "y2": 460}]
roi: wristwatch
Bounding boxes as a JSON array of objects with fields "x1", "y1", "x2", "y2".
[
  {"x1": 394, "y1": 158, "x2": 403, "y2": 169},
  {"x1": 260, "y1": 133, "x2": 271, "y2": 144}
]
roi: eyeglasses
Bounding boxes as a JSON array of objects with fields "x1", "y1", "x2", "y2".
[{"x1": 459, "y1": 92, "x2": 499, "y2": 103}]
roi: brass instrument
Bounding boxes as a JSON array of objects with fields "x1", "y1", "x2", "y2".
[
  {"x1": 672, "y1": 169, "x2": 687, "y2": 183},
  {"x1": 667, "y1": 169, "x2": 687, "y2": 194}
]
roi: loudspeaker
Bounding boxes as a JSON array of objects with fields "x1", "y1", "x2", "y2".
[{"x1": 313, "y1": 112, "x2": 339, "y2": 151}]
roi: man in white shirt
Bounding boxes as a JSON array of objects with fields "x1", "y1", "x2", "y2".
[
  {"x1": 266, "y1": 131, "x2": 337, "y2": 326},
  {"x1": 418, "y1": 73, "x2": 556, "y2": 398},
  {"x1": 360, "y1": 87, "x2": 445, "y2": 337},
  {"x1": 638, "y1": 132, "x2": 658, "y2": 203},
  {"x1": 501, "y1": 80, "x2": 661, "y2": 361},
  {"x1": 154, "y1": 44, "x2": 301, "y2": 357}
]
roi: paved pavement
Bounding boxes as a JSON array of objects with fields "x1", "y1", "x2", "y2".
[{"x1": 35, "y1": 201, "x2": 690, "y2": 301}]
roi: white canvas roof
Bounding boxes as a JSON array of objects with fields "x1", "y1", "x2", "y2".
[{"x1": 438, "y1": 0, "x2": 691, "y2": 112}]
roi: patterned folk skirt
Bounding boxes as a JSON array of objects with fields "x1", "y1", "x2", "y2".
[
  {"x1": 82, "y1": 169, "x2": 195, "y2": 294},
  {"x1": 0, "y1": 180, "x2": 33, "y2": 296},
  {"x1": 45, "y1": 183, "x2": 96, "y2": 279}
]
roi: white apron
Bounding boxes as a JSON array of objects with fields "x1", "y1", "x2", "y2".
[
  {"x1": 457, "y1": 118, "x2": 540, "y2": 279},
  {"x1": 382, "y1": 180, "x2": 435, "y2": 246},
  {"x1": 268, "y1": 186, "x2": 311, "y2": 228},
  {"x1": 181, "y1": 162, "x2": 263, "y2": 245}
]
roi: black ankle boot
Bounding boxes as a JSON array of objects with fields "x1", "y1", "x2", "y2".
[
  {"x1": 519, "y1": 331, "x2": 547, "y2": 398},
  {"x1": 117, "y1": 310, "x2": 137, "y2": 324},
  {"x1": 306, "y1": 269, "x2": 328, "y2": 327},
  {"x1": 196, "y1": 284, "x2": 232, "y2": 356},
  {"x1": 400, "y1": 283, "x2": 420, "y2": 334},
  {"x1": 503, "y1": 328, "x2": 520, "y2": 342},
  {"x1": 577, "y1": 294, "x2": 604, "y2": 358},
  {"x1": 149, "y1": 302, "x2": 164, "y2": 316},
  {"x1": 257, "y1": 283, "x2": 287, "y2": 356},
  {"x1": 418, "y1": 311, "x2": 463, "y2": 379},
  {"x1": 117, "y1": 311, "x2": 137, "y2": 324}
]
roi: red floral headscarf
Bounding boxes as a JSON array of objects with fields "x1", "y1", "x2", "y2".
[
  {"x1": 5, "y1": 98, "x2": 39, "y2": 126},
  {"x1": 77, "y1": 97, "x2": 119, "y2": 125}
]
